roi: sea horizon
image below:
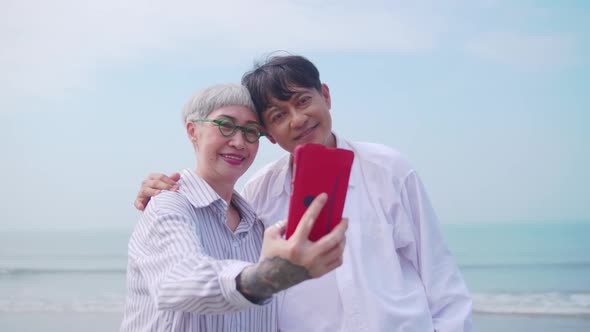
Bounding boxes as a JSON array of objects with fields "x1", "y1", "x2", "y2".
[{"x1": 1, "y1": 222, "x2": 589, "y2": 331}]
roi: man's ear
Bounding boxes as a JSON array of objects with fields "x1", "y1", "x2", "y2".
[
  {"x1": 186, "y1": 122, "x2": 198, "y2": 144},
  {"x1": 265, "y1": 133, "x2": 277, "y2": 144},
  {"x1": 321, "y1": 83, "x2": 331, "y2": 109}
]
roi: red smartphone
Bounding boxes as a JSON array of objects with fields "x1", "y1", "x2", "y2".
[{"x1": 285, "y1": 143, "x2": 354, "y2": 241}]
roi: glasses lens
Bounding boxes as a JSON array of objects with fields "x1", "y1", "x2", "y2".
[
  {"x1": 218, "y1": 118, "x2": 236, "y2": 136},
  {"x1": 243, "y1": 125, "x2": 262, "y2": 143}
]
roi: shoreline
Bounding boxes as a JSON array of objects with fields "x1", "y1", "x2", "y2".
[{"x1": 1, "y1": 312, "x2": 589, "y2": 332}]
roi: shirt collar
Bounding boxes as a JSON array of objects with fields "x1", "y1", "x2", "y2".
[
  {"x1": 334, "y1": 133, "x2": 360, "y2": 188},
  {"x1": 268, "y1": 154, "x2": 292, "y2": 199},
  {"x1": 269, "y1": 132, "x2": 359, "y2": 198},
  {"x1": 178, "y1": 169, "x2": 257, "y2": 228}
]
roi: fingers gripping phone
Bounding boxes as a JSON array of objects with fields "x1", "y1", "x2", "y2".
[{"x1": 285, "y1": 143, "x2": 354, "y2": 241}]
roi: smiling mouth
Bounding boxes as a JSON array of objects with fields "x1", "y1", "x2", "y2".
[
  {"x1": 220, "y1": 154, "x2": 246, "y2": 165},
  {"x1": 221, "y1": 154, "x2": 244, "y2": 161},
  {"x1": 294, "y1": 123, "x2": 319, "y2": 141}
]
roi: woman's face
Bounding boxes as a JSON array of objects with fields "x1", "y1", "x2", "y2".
[{"x1": 189, "y1": 105, "x2": 261, "y2": 186}]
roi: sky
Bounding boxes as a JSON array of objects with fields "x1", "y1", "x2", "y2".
[{"x1": 1, "y1": 0, "x2": 588, "y2": 230}]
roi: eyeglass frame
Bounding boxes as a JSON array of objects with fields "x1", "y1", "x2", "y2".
[{"x1": 192, "y1": 118, "x2": 266, "y2": 143}]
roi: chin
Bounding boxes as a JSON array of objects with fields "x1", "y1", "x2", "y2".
[
  {"x1": 311, "y1": 131, "x2": 331, "y2": 146},
  {"x1": 230, "y1": 165, "x2": 252, "y2": 178}
]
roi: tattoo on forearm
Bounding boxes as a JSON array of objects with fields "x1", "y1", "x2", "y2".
[{"x1": 236, "y1": 256, "x2": 311, "y2": 303}]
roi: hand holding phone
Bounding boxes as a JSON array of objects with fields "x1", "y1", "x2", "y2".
[{"x1": 286, "y1": 143, "x2": 354, "y2": 241}]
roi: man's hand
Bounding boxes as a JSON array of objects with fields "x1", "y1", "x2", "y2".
[
  {"x1": 134, "y1": 173, "x2": 180, "y2": 211},
  {"x1": 237, "y1": 193, "x2": 348, "y2": 302}
]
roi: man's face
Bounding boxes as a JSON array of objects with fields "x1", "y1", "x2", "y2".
[{"x1": 261, "y1": 84, "x2": 335, "y2": 154}]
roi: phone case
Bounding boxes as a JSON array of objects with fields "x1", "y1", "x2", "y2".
[{"x1": 285, "y1": 143, "x2": 354, "y2": 241}]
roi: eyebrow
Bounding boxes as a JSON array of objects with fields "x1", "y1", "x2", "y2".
[
  {"x1": 266, "y1": 91, "x2": 309, "y2": 110},
  {"x1": 288, "y1": 91, "x2": 307, "y2": 101},
  {"x1": 215, "y1": 114, "x2": 260, "y2": 125}
]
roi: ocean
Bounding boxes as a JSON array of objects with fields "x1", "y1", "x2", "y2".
[{"x1": 1, "y1": 223, "x2": 589, "y2": 331}]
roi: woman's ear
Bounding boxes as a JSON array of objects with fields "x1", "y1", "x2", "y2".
[{"x1": 186, "y1": 121, "x2": 198, "y2": 144}]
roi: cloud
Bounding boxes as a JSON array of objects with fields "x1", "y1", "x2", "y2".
[
  {"x1": 0, "y1": 0, "x2": 442, "y2": 104},
  {"x1": 464, "y1": 31, "x2": 577, "y2": 69},
  {"x1": 3, "y1": 0, "x2": 580, "y2": 106}
]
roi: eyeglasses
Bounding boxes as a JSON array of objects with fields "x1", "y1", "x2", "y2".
[{"x1": 192, "y1": 118, "x2": 265, "y2": 143}]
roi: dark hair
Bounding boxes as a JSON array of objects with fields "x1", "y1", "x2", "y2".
[{"x1": 241, "y1": 54, "x2": 322, "y2": 119}]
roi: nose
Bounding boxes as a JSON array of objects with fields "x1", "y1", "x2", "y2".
[
  {"x1": 227, "y1": 130, "x2": 246, "y2": 150},
  {"x1": 290, "y1": 109, "x2": 308, "y2": 129}
]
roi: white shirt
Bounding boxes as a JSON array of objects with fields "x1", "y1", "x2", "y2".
[
  {"x1": 121, "y1": 169, "x2": 277, "y2": 332},
  {"x1": 242, "y1": 134, "x2": 472, "y2": 332}
]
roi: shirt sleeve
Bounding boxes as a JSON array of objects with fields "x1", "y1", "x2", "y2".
[
  {"x1": 129, "y1": 197, "x2": 268, "y2": 314},
  {"x1": 401, "y1": 170, "x2": 473, "y2": 332}
]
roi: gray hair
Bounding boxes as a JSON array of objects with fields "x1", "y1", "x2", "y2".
[{"x1": 182, "y1": 83, "x2": 257, "y2": 123}]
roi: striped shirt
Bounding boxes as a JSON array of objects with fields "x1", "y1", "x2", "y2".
[{"x1": 121, "y1": 169, "x2": 277, "y2": 332}]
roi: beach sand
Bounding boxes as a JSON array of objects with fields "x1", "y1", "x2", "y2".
[
  {"x1": 1, "y1": 312, "x2": 590, "y2": 331},
  {"x1": 0, "y1": 313, "x2": 123, "y2": 332},
  {"x1": 474, "y1": 313, "x2": 590, "y2": 332}
]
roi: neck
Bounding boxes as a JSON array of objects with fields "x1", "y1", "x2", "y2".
[
  {"x1": 194, "y1": 169, "x2": 236, "y2": 205},
  {"x1": 289, "y1": 133, "x2": 337, "y2": 170},
  {"x1": 325, "y1": 132, "x2": 337, "y2": 148}
]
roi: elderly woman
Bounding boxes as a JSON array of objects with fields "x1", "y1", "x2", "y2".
[{"x1": 120, "y1": 84, "x2": 347, "y2": 332}]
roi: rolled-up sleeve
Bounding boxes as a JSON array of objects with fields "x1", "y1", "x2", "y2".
[
  {"x1": 401, "y1": 170, "x2": 473, "y2": 332},
  {"x1": 129, "y1": 198, "x2": 267, "y2": 314}
]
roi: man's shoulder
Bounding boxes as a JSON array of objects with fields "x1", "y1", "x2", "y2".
[
  {"x1": 243, "y1": 154, "x2": 290, "y2": 192},
  {"x1": 349, "y1": 140, "x2": 414, "y2": 177}
]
